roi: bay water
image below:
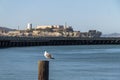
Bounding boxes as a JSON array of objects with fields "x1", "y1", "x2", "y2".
[{"x1": 0, "y1": 45, "x2": 120, "y2": 80}]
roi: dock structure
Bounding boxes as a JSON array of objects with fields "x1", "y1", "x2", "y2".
[{"x1": 0, "y1": 36, "x2": 120, "y2": 47}]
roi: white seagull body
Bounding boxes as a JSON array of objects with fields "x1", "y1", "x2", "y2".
[{"x1": 44, "y1": 51, "x2": 54, "y2": 59}]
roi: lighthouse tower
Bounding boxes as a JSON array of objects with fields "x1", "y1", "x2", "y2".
[{"x1": 26, "y1": 23, "x2": 32, "y2": 30}]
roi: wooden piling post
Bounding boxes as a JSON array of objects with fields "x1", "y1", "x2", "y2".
[{"x1": 38, "y1": 60, "x2": 49, "y2": 80}]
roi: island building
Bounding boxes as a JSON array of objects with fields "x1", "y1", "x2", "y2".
[
  {"x1": 26, "y1": 23, "x2": 32, "y2": 30},
  {"x1": 36, "y1": 25, "x2": 66, "y2": 29}
]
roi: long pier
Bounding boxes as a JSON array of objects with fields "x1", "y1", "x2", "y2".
[{"x1": 0, "y1": 36, "x2": 120, "y2": 47}]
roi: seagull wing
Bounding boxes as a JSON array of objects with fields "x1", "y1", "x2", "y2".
[
  {"x1": 44, "y1": 51, "x2": 54, "y2": 59},
  {"x1": 46, "y1": 52, "x2": 53, "y2": 59}
]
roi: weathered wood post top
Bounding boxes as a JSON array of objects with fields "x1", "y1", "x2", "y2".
[{"x1": 38, "y1": 60, "x2": 49, "y2": 80}]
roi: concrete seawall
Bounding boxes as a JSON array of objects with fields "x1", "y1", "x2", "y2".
[{"x1": 0, "y1": 36, "x2": 120, "y2": 47}]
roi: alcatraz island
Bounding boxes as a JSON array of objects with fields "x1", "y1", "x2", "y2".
[
  {"x1": 0, "y1": 23, "x2": 101, "y2": 38},
  {"x1": 0, "y1": 23, "x2": 120, "y2": 47}
]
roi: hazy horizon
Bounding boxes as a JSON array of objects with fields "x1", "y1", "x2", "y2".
[{"x1": 0, "y1": 0, "x2": 120, "y2": 34}]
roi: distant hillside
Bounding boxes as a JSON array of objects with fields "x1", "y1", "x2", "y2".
[
  {"x1": 0, "y1": 26, "x2": 16, "y2": 31},
  {"x1": 102, "y1": 33, "x2": 120, "y2": 37}
]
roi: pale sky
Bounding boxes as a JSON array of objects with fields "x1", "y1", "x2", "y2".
[{"x1": 0, "y1": 0, "x2": 120, "y2": 34}]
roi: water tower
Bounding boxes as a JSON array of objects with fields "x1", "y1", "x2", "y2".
[{"x1": 27, "y1": 23, "x2": 32, "y2": 30}]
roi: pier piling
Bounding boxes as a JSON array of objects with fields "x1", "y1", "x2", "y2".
[{"x1": 38, "y1": 60, "x2": 49, "y2": 80}]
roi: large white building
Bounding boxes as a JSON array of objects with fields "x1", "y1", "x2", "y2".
[
  {"x1": 36, "y1": 25, "x2": 53, "y2": 29},
  {"x1": 36, "y1": 25, "x2": 65, "y2": 29}
]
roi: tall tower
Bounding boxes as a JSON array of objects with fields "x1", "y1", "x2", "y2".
[{"x1": 27, "y1": 23, "x2": 32, "y2": 30}]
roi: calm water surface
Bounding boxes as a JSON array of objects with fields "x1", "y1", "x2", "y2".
[{"x1": 0, "y1": 45, "x2": 120, "y2": 80}]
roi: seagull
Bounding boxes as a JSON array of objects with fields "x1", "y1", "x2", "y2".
[{"x1": 44, "y1": 51, "x2": 54, "y2": 59}]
